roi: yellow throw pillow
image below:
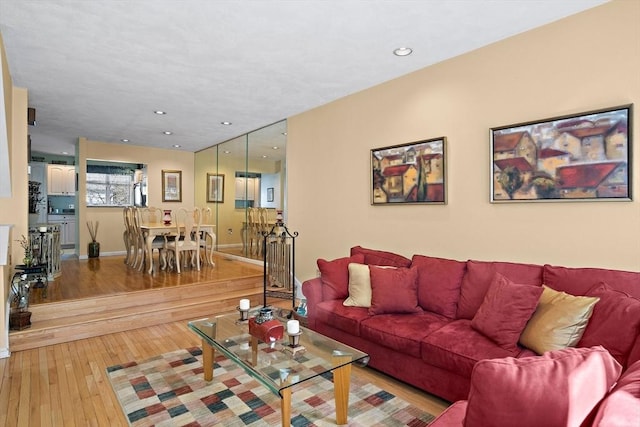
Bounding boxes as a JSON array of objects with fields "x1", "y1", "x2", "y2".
[
  {"x1": 520, "y1": 285, "x2": 599, "y2": 354},
  {"x1": 343, "y1": 263, "x2": 372, "y2": 307}
]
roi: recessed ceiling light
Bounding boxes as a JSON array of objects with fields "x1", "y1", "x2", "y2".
[
  {"x1": 163, "y1": 131, "x2": 173, "y2": 135},
  {"x1": 272, "y1": 146, "x2": 279, "y2": 150},
  {"x1": 121, "y1": 138, "x2": 129, "y2": 143},
  {"x1": 281, "y1": 132, "x2": 287, "y2": 136},
  {"x1": 393, "y1": 47, "x2": 413, "y2": 56},
  {"x1": 173, "y1": 144, "x2": 181, "y2": 148},
  {"x1": 262, "y1": 155, "x2": 268, "y2": 158},
  {"x1": 154, "y1": 110, "x2": 167, "y2": 115},
  {"x1": 221, "y1": 121, "x2": 232, "y2": 125},
  {"x1": 223, "y1": 150, "x2": 231, "y2": 154}
]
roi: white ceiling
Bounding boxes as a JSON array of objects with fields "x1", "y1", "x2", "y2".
[{"x1": 0, "y1": 0, "x2": 607, "y2": 156}]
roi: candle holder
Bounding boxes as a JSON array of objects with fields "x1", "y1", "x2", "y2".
[
  {"x1": 237, "y1": 306, "x2": 250, "y2": 322},
  {"x1": 285, "y1": 331, "x2": 305, "y2": 355}
]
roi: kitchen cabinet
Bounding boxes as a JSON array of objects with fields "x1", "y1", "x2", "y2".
[
  {"x1": 48, "y1": 215, "x2": 76, "y2": 246},
  {"x1": 47, "y1": 165, "x2": 76, "y2": 195},
  {"x1": 235, "y1": 177, "x2": 259, "y2": 200}
]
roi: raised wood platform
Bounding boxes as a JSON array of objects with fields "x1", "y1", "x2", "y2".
[{"x1": 9, "y1": 254, "x2": 274, "y2": 352}]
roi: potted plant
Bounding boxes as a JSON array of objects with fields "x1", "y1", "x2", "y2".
[
  {"x1": 87, "y1": 221, "x2": 100, "y2": 258},
  {"x1": 9, "y1": 273, "x2": 31, "y2": 330}
]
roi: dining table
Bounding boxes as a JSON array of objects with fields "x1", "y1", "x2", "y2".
[{"x1": 140, "y1": 222, "x2": 216, "y2": 274}]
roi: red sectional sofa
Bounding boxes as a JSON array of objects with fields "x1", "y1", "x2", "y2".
[{"x1": 302, "y1": 246, "x2": 640, "y2": 425}]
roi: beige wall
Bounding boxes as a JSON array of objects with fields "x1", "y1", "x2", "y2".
[
  {"x1": 0, "y1": 31, "x2": 29, "y2": 355},
  {"x1": 288, "y1": 0, "x2": 640, "y2": 282},
  {"x1": 78, "y1": 138, "x2": 195, "y2": 257}
]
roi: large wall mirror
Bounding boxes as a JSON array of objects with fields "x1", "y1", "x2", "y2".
[{"x1": 195, "y1": 119, "x2": 287, "y2": 261}]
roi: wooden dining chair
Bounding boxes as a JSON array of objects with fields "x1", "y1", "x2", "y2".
[
  {"x1": 164, "y1": 208, "x2": 201, "y2": 273},
  {"x1": 140, "y1": 207, "x2": 169, "y2": 271},
  {"x1": 122, "y1": 207, "x2": 135, "y2": 265}
]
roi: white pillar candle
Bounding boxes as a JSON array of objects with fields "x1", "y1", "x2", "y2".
[
  {"x1": 39, "y1": 226, "x2": 48, "y2": 233},
  {"x1": 239, "y1": 299, "x2": 250, "y2": 310},
  {"x1": 287, "y1": 319, "x2": 300, "y2": 335}
]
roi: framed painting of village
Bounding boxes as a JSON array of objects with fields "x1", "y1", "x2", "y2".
[
  {"x1": 371, "y1": 137, "x2": 446, "y2": 205},
  {"x1": 490, "y1": 105, "x2": 632, "y2": 203}
]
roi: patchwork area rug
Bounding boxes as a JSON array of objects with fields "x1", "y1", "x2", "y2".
[{"x1": 107, "y1": 347, "x2": 435, "y2": 426}]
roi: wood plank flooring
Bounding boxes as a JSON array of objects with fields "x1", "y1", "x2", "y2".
[
  {"x1": 3, "y1": 253, "x2": 449, "y2": 426},
  {"x1": 0, "y1": 321, "x2": 448, "y2": 427}
]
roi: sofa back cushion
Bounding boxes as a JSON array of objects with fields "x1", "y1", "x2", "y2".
[
  {"x1": 578, "y1": 281, "x2": 640, "y2": 366},
  {"x1": 411, "y1": 254, "x2": 466, "y2": 319},
  {"x1": 317, "y1": 254, "x2": 365, "y2": 301},
  {"x1": 457, "y1": 260, "x2": 543, "y2": 320},
  {"x1": 464, "y1": 346, "x2": 622, "y2": 427},
  {"x1": 543, "y1": 264, "x2": 640, "y2": 298},
  {"x1": 350, "y1": 245, "x2": 412, "y2": 268}
]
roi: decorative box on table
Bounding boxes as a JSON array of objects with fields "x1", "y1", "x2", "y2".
[{"x1": 248, "y1": 317, "x2": 284, "y2": 343}]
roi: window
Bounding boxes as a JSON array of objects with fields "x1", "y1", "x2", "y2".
[{"x1": 86, "y1": 162, "x2": 137, "y2": 206}]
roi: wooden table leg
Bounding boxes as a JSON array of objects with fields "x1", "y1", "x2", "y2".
[
  {"x1": 332, "y1": 353, "x2": 353, "y2": 425},
  {"x1": 202, "y1": 339, "x2": 214, "y2": 381},
  {"x1": 281, "y1": 386, "x2": 292, "y2": 427}
]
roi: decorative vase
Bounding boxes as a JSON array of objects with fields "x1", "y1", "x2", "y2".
[
  {"x1": 163, "y1": 209, "x2": 172, "y2": 225},
  {"x1": 23, "y1": 254, "x2": 33, "y2": 267},
  {"x1": 88, "y1": 241, "x2": 100, "y2": 258}
]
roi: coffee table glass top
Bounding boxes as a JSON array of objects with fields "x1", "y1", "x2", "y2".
[{"x1": 188, "y1": 309, "x2": 369, "y2": 396}]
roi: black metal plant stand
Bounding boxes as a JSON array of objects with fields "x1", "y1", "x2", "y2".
[{"x1": 262, "y1": 211, "x2": 298, "y2": 310}]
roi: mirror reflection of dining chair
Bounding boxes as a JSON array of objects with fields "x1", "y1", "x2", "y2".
[
  {"x1": 164, "y1": 208, "x2": 201, "y2": 273},
  {"x1": 199, "y1": 207, "x2": 216, "y2": 266}
]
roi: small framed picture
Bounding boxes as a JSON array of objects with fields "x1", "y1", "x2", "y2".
[
  {"x1": 207, "y1": 173, "x2": 225, "y2": 203},
  {"x1": 267, "y1": 187, "x2": 274, "y2": 202},
  {"x1": 371, "y1": 137, "x2": 447, "y2": 205},
  {"x1": 491, "y1": 104, "x2": 632, "y2": 202},
  {"x1": 162, "y1": 170, "x2": 182, "y2": 202}
]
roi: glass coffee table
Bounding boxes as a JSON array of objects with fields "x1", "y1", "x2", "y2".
[{"x1": 188, "y1": 309, "x2": 369, "y2": 426}]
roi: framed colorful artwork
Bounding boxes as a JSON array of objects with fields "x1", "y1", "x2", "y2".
[
  {"x1": 371, "y1": 137, "x2": 447, "y2": 205},
  {"x1": 491, "y1": 105, "x2": 632, "y2": 202}
]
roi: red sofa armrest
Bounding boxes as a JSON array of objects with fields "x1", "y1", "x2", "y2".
[
  {"x1": 302, "y1": 277, "x2": 324, "y2": 330},
  {"x1": 429, "y1": 401, "x2": 467, "y2": 427}
]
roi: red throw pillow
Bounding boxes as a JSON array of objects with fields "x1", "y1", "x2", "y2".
[
  {"x1": 317, "y1": 254, "x2": 365, "y2": 301},
  {"x1": 412, "y1": 254, "x2": 466, "y2": 319},
  {"x1": 457, "y1": 260, "x2": 543, "y2": 320},
  {"x1": 471, "y1": 273, "x2": 543, "y2": 353},
  {"x1": 369, "y1": 266, "x2": 422, "y2": 315},
  {"x1": 464, "y1": 346, "x2": 622, "y2": 427},
  {"x1": 350, "y1": 245, "x2": 411, "y2": 267},
  {"x1": 578, "y1": 281, "x2": 640, "y2": 366}
]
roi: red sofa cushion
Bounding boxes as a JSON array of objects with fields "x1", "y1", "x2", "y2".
[
  {"x1": 543, "y1": 264, "x2": 640, "y2": 298},
  {"x1": 593, "y1": 359, "x2": 640, "y2": 426},
  {"x1": 457, "y1": 260, "x2": 543, "y2": 320},
  {"x1": 350, "y1": 245, "x2": 412, "y2": 267},
  {"x1": 369, "y1": 266, "x2": 422, "y2": 315},
  {"x1": 412, "y1": 254, "x2": 466, "y2": 319},
  {"x1": 315, "y1": 300, "x2": 369, "y2": 336},
  {"x1": 317, "y1": 254, "x2": 365, "y2": 301},
  {"x1": 360, "y1": 312, "x2": 449, "y2": 359},
  {"x1": 578, "y1": 281, "x2": 640, "y2": 366},
  {"x1": 464, "y1": 346, "x2": 622, "y2": 427},
  {"x1": 421, "y1": 319, "x2": 528, "y2": 378},
  {"x1": 471, "y1": 273, "x2": 543, "y2": 353}
]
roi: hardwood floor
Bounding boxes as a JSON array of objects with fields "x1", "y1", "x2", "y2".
[
  {"x1": 3, "y1": 253, "x2": 449, "y2": 426},
  {"x1": 0, "y1": 321, "x2": 448, "y2": 426},
  {"x1": 30, "y1": 253, "x2": 264, "y2": 305}
]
